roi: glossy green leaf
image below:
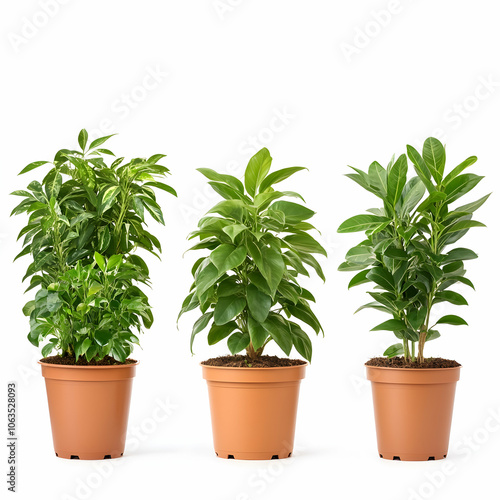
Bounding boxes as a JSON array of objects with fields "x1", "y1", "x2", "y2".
[
  {"x1": 435, "y1": 315, "x2": 468, "y2": 326},
  {"x1": 259, "y1": 167, "x2": 306, "y2": 193},
  {"x1": 338, "y1": 214, "x2": 390, "y2": 233},
  {"x1": 207, "y1": 321, "x2": 238, "y2": 345},
  {"x1": 371, "y1": 319, "x2": 407, "y2": 331},
  {"x1": 214, "y1": 296, "x2": 246, "y2": 325},
  {"x1": 245, "y1": 148, "x2": 272, "y2": 197},
  {"x1": 246, "y1": 284, "x2": 272, "y2": 323}
]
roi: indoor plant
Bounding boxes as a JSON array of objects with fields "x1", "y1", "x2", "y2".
[
  {"x1": 179, "y1": 147, "x2": 326, "y2": 459},
  {"x1": 338, "y1": 137, "x2": 489, "y2": 461},
  {"x1": 11, "y1": 129, "x2": 175, "y2": 459}
]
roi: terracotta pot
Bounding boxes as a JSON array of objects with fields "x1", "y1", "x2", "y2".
[
  {"x1": 366, "y1": 364, "x2": 461, "y2": 461},
  {"x1": 202, "y1": 363, "x2": 306, "y2": 460},
  {"x1": 40, "y1": 361, "x2": 137, "y2": 460}
]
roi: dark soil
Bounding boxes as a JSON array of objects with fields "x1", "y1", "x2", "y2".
[
  {"x1": 366, "y1": 356, "x2": 461, "y2": 369},
  {"x1": 40, "y1": 355, "x2": 136, "y2": 366},
  {"x1": 202, "y1": 355, "x2": 307, "y2": 368}
]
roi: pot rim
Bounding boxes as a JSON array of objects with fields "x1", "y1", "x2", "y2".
[
  {"x1": 200, "y1": 361, "x2": 308, "y2": 371},
  {"x1": 364, "y1": 363, "x2": 461, "y2": 372},
  {"x1": 38, "y1": 360, "x2": 140, "y2": 369}
]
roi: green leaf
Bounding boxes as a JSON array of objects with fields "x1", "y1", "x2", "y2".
[
  {"x1": 289, "y1": 323, "x2": 312, "y2": 362},
  {"x1": 269, "y1": 201, "x2": 315, "y2": 224},
  {"x1": 368, "y1": 161, "x2": 387, "y2": 197},
  {"x1": 299, "y1": 252, "x2": 326, "y2": 281},
  {"x1": 132, "y1": 196, "x2": 145, "y2": 220},
  {"x1": 88, "y1": 282, "x2": 103, "y2": 296},
  {"x1": 371, "y1": 319, "x2": 407, "y2": 331},
  {"x1": 348, "y1": 269, "x2": 370, "y2": 289},
  {"x1": 210, "y1": 244, "x2": 246, "y2": 273},
  {"x1": 345, "y1": 245, "x2": 374, "y2": 264},
  {"x1": 416, "y1": 191, "x2": 447, "y2": 212},
  {"x1": 89, "y1": 134, "x2": 116, "y2": 150},
  {"x1": 443, "y1": 219, "x2": 486, "y2": 234},
  {"x1": 195, "y1": 262, "x2": 220, "y2": 297},
  {"x1": 107, "y1": 254, "x2": 123, "y2": 271},
  {"x1": 422, "y1": 137, "x2": 446, "y2": 182},
  {"x1": 222, "y1": 223, "x2": 247, "y2": 242},
  {"x1": 426, "y1": 329, "x2": 441, "y2": 342},
  {"x1": 454, "y1": 193, "x2": 490, "y2": 215},
  {"x1": 214, "y1": 296, "x2": 246, "y2": 325},
  {"x1": 401, "y1": 177, "x2": 426, "y2": 214},
  {"x1": 259, "y1": 167, "x2": 306, "y2": 193},
  {"x1": 262, "y1": 315, "x2": 293, "y2": 355},
  {"x1": 19, "y1": 160, "x2": 50, "y2": 175},
  {"x1": 78, "y1": 129, "x2": 89, "y2": 151},
  {"x1": 22, "y1": 300, "x2": 36, "y2": 316},
  {"x1": 227, "y1": 332, "x2": 250, "y2": 354},
  {"x1": 198, "y1": 168, "x2": 244, "y2": 193},
  {"x1": 435, "y1": 315, "x2": 468, "y2": 326},
  {"x1": 207, "y1": 200, "x2": 246, "y2": 221},
  {"x1": 207, "y1": 321, "x2": 238, "y2": 345},
  {"x1": 140, "y1": 196, "x2": 165, "y2": 225},
  {"x1": 249, "y1": 243, "x2": 285, "y2": 293},
  {"x1": 434, "y1": 291, "x2": 468, "y2": 305},
  {"x1": 443, "y1": 248, "x2": 478, "y2": 263},
  {"x1": 100, "y1": 185, "x2": 120, "y2": 214},
  {"x1": 245, "y1": 148, "x2": 272, "y2": 197},
  {"x1": 283, "y1": 233, "x2": 327, "y2": 256},
  {"x1": 246, "y1": 284, "x2": 272, "y2": 323},
  {"x1": 444, "y1": 174, "x2": 484, "y2": 204},
  {"x1": 287, "y1": 301, "x2": 322, "y2": 334},
  {"x1": 383, "y1": 343, "x2": 404, "y2": 358},
  {"x1": 338, "y1": 214, "x2": 390, "y2": 233},
  {"x1": 143, "y1": 181, "x2": 177, "y2": 197},
  {"x1": 41, "y1": 341, "x2": 56, "y2": 358},
  {"x1": 94, "y1": 330, "x2": 113, "y2": 346},
  {"x1": 75, "y1": 338, "x2": 92, "y2": 360},
  {"x1": 407, "y1": 307, "x2": 427, "y2": 331},
  {"x1": 190, "y1": 312, "x2": 213, "y2": 353},
  {"x1": 94, "y1": 251, "x2": 106, "y2": 272},
  {"x1": 406, "y1": 145, "x2": 436, "y2": 193},
  {"x1": 217, "y1": 277, "x2": 241, "y2": 297},
  {"x1": 387, "y1": 154, "x2": 408, "y2": 206},
  {"x1": 442, "y1": 156, "x2": 477, "y2": 185},
  {"x1": 248, "y1": 315, "x2": 269, "y2": 350},
  {"x1": 366, "y1": 268, "x2": 395, "y2": 291},
  {"x1": 44, "y1": 171, "x2": 62, "y2": 199}
]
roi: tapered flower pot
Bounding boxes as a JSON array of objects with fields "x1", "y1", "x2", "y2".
[
  {"x1": 40, "y1": 361, "x2": 137, "y2": 460},
  {"x1": 366, "y1": 365, "x2": 460, "y2": 461},
  {"x1": 202, "y1": 363, "x2": 306, "y2": 460}
]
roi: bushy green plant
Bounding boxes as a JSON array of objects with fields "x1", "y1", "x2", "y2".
[
  {"x1": 179, "y1": 148, "x2": 326, "y2": 362},
  {"x1": 12, "y1": 130, "x2": 176, "y2": 361},
  {"x1": 338, "y1": 137, "x2": 489, "y2": 363}
]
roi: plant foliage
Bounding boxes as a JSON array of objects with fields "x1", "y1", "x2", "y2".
[
  {"x1": 337, "y1": 137, "x2": 488, "y2": 363},
  {"x1": 12, "y1": 130, "x2": 176, "y2": 361},
  {"x1": 179, "y1": 148, "x2": 326, "y2": 362}
]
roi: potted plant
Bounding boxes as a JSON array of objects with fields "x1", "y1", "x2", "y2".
[
  {"x1": 11, "y1": 129, "x2": 176, "y2": 459},
  {"x1": 337, "y1": 137, "x2": 489, "y2": 461},
  {"x1": 179, "y1": 147, "x2": 326, "y2": 460}
]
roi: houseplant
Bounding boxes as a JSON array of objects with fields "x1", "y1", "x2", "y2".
[
  {"x1": 338, "y1": 137, "x2": 489, "y2": 461},
  {"x1": 179, "y1": 147, "x2": 326, "y2": 459},
  {"x1": 11, "y1": 129, "x2": 175, "y2": 459}
]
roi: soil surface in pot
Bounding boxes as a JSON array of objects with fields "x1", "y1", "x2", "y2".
[
  {"x1": 40, "y1": 355, "x2": 137, "y2": 366},
  {"x1": 202, "y1": 355, "x2": 306, "y2": 368},
  {"x1": 366, "y1": 357, "x2": 461, "y2": 368}
]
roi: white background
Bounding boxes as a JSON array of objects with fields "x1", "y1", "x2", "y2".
[{"x1": 1, "y1": 1, "x2": 499, "y2": 499}]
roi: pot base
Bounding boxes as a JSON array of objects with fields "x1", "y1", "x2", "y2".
[
  {"x1": 215, "y1": 449, "x2": 293, "y2": 460},
  {"x1": 378, "y1": 452, "x2": 447, "y2": 461},
  {"x1": 55, "y1": 451, "x2": 124, "y2": 460}
]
